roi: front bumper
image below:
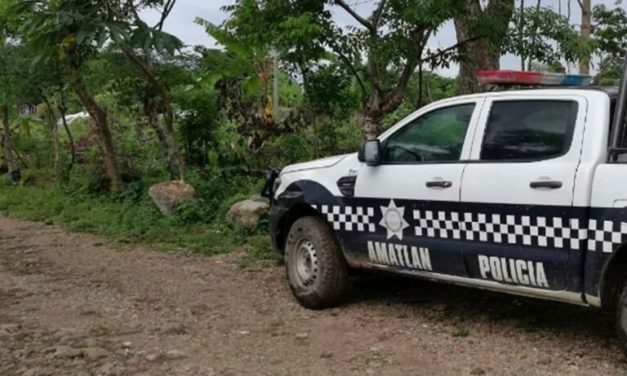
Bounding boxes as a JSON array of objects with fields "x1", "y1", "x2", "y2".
[{"x1": 262, "y1": 169, "x2": 285, "y2": 253}]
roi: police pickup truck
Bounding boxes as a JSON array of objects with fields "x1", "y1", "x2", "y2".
[{"x1": 265, "y1": 65, "x2": 627, "y2": 352}]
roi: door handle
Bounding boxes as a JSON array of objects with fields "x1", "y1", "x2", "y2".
[
  {"x1": 529, "y1": 180, "x2": 562, "y2": 189},
  {"x1": 426, "y1": 180, "x2": 453, "y2": 188}
]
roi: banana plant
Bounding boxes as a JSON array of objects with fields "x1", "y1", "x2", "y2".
[{"x1": 195, "y1": 18, "x2": 274, "y2": 127}]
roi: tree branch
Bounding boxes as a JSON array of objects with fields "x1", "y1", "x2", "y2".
[
  {"x1": 330, "y1": 45, "x2": 368, "y2": 101},
  {"x1": 371, "y1": 0, "x2": 388, "y2": 28},
  {"x1": 335, "y1": 0, "x2": 375, "y2": 33},
  {"x1": 155, "y1": 0, "x2": 176, "y2": 31},
  {"x1": 120, "y1": 44, "x2": 173, "y2": 125},
  {"x1": 423, "y1": 35, "x2": 483, "y2": 64}
]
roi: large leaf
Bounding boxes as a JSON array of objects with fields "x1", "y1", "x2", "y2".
[{"x1": 194, "y1": 17, "x2": 253, "y2": 60}]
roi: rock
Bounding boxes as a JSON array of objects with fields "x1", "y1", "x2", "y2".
[
  {"x1": 148, "y1": 181, "x2": 196, "y2": 215},
  {"x1": 162, "y1": 323, "x2": 187, "y2": 335},
  {"x1": 225, "y1": 197, "x2": 269, "y2": 229},
  {"x1": 145, "y1": 353, "x2": 162, "y2": 362},
  {"x1": 165, "y1": 350, "x2": 186, "y2": 360},
  {"x1": 53, "y1": 345, "x2": 82, "y2": 359},
  {"x1": 538, "y1": 357, "x2": 552, "y2": 365},
  {"x1": 81, "y1": 346, "x2": 110, "y2": 361},
  {"x1": 122, "y1": 341, "x2": 132, "y2": 349},
  {"x1": 295, "y1": 332, "x2": 309, "y2": 340},
  {"x1": 470, "y1": 367, "x2": 486, "y2": 375}
]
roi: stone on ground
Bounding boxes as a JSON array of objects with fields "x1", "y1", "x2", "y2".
[
  {"x1": 225, "y1": 197, "x2": 269, "y2": 229},
  {"x1": 148, "y1": 181, "x2": 196, "y2": 215}
]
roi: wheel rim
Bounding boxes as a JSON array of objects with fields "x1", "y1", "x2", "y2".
[{"x1": 293, "y1": 240, "x2": 318, "y2": 288}]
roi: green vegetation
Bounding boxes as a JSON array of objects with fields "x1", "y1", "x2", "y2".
[{"x1": 0, "y1": 0, "x2": 625, "y2": 263}]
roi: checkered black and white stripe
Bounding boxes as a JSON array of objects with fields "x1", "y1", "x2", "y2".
[
  {"x1": 313, "y1": 205, "x2": 376, "y2": 232},
  {"x1": 413, "y1": 210, "x2": 463, "y2": 240},
  {"x1": 310, "y1": 202, "x2": 627, "y2": 253},
  {"x1": 588, "y1": 219, "x2": 627, "y2": 253},
  {"x1": 412, "y1": 210, "x2": 625, "y2": 253},
  {"x1": 460, "y1": 213, "x2": 587, "y2": 250}
]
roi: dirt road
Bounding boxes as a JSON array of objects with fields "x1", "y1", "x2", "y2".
[{"x1": 1, "y1": 215, "x2": 626, "y2": 375}]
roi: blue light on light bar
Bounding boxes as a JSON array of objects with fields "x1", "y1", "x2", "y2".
[{"x1": 561, "y1": 74, "x2": 592, "y2": 86}]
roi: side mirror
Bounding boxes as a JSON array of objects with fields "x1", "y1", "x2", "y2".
[{"x1": 358, "y1": 140, "x2": 381, "y2": 166}]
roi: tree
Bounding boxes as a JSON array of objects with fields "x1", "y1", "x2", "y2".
[
  {"x1": 196, "y1": 0, "x2": 326, "y2": 152},
  {"x1": 10, "y1": 0, "x2": 188, "y2": 188},
  {"x1": 504, "y1": 6, "x2": 592, "y2": 72},
  {"x1": 0, "y1": 6, "x2": 23, "y2": 182},
  {"x1": 592, "y1": 3, "x2": 627, "y2": 85},
  {"x1": 118, "y1": 0, "x2": 187, "y2": 181},
  {"x1": 11, "y1": 0, "x2": 125, "y2": 190},
  {"x1": 453, "y1": 0, "x2": 515, "y2": 94},
  {"x1": 209, "y1": 0, "x2": 470, "y2": 140},
  {"x1": 330, "y1": 0, "x2": 467, "y2": 139},
  {"x1": 196, "y1": 18, "x2": 280, "y2": 152}
]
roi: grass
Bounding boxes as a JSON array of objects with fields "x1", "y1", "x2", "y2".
[
  {"x1": 0, "y1": 181, "x2": 280, "y2": 266},
  {"x1": 451, "y1": 326, "x2": 470, "y2": 338}
]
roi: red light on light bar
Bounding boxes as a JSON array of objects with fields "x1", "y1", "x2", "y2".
[
  {"x1": 475, "y1": 70, "x2": 542, "y2": 85},
  {"x1": 475, "y1": 70, "x2": 591, "y2": 86}
]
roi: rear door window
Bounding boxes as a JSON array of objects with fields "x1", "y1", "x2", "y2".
[{"x1": 480, "y1": 100, "x2": 579, "y2": 161}]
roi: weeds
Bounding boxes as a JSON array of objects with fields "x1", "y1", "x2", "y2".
[{"x1": 0, "y1": 178, "x2": 276, "y2": 265}]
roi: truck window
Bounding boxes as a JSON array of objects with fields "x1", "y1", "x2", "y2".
[
  {"x1": 383, "y1": 103, "x2": 475, "y2": 163},
  {"x1": 481, "y1": 100, "x2": 578, "y2": 161}
]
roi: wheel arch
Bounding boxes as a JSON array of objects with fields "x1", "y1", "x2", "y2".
[
  {"x1": 274, "y1": 203, "x2": 325, "y2": 254},
  {"x1": 600, "y1": 244, "x2": 627, "y2": 310}
]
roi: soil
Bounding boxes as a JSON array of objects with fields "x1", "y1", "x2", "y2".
[{"x1": 1, "y1": 214, "x2": 627, "y2": 376}]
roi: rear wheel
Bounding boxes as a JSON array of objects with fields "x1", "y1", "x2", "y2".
[
  {"x1": 285, "y1": 216, "x2": 350, "y2": 309},
  {"x1": 616, "y1": 279, "x2": 627, "y2": 355}
]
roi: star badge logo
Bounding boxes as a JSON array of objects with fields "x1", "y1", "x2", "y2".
[{"x1": 379, "y1": 200, "x2": 409, "y2": 240}]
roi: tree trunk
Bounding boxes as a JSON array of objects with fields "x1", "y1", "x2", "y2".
[
  {"x1": 43, "y1": 97, "x2": 60, "y2": 171},
  {"x1": 579, "y1": 0, "x2": 592, "y2": 75},
  {"x1": 454, "y1": 0, "x2": 515, "y2": 94},
  {"x1": 58, "y1": 91, "x2": 76, "y2": 171},
  {"x1": 2, "y1": 103, "x2": 19, "y2": 182},
  {"x1": 120, "y1": 45, "x2": 185, "y2": 181},
  {"x1": 144, "y1": 97, "x2": 180, "y2": 179},
  {"x1": 363, "y1": 111, "x2": 383, "y2": 141},
  {"x1": 70, "y1": 66, "x2": 122, "y2": 191}
]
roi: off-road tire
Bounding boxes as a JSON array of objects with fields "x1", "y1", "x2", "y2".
[
  {"x1": 616, "y1": 279, "x2": 627, "y2": 355},
  {"x1": 285, "y1": 216, "x2": 350, "y2": 309}
]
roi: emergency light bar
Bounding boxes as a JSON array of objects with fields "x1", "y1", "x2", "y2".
[{"x1": 475, "y1": 70, "x2": 592, "y2": 86}]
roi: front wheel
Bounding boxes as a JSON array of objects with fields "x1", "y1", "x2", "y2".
[{"x1": 285, "y1": 216, "x2": 350, "y2": 309}]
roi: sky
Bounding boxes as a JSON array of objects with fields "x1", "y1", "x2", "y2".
[{"x1": 142, "y1": 0, "x2": 621, "y2": 77}]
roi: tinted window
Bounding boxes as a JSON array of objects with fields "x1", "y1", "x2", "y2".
[
  {"x1": 481, "y1": 100, "x2": 578, "y2": 161},
  {"x1": 383, "y1": 104, "x2": 475, "y2": 163}
]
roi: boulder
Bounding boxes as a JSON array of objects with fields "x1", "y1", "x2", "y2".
[
  {"x1": 226, "y1": 197, "x2": 270, "y2": 229},
  {"x1": 148, "y1": 181, "x2": 196, "y2": 215}
]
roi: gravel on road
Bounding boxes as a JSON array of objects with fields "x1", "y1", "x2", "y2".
[{"x1": 1, "y1": 215, "x2": 626, "y2": 375}]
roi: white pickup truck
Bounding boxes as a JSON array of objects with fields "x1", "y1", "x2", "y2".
[{"x1": 265, "y1": 67, "x2": 627, "y2": 353}]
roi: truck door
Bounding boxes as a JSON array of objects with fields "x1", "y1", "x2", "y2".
[
  {"x1": 352, "y1": 100, "x2": 483, "y2": 277},
  {"x1": 460, "y1": 95, "x2": 588, "y2": 292}
]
